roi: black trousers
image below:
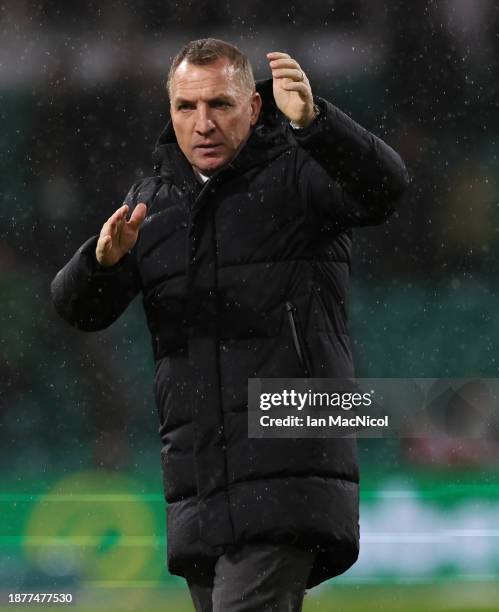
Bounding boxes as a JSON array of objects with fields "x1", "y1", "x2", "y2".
[{"x1": 184, "y1": 542, "x2": 317, "y2": 612}]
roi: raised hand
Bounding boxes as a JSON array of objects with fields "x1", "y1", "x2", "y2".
[
  {"x1": 95, "y1": 202, "x2": 147, "y2": 267},
  {"x1": 266, "y1": 51, "x2": 316, "y2": 128}
]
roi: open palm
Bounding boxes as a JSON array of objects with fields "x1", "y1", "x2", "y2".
[
  {"x1": 267, "y1": 52, "x2": 315, "y2": 127},
  {"x1": 96, "y1": 202, "x2": 147, "y2": 267}
]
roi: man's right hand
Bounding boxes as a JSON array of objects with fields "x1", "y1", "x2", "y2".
[{"x1": 95, "y1": 202, "x2": 147, "y2": 267}]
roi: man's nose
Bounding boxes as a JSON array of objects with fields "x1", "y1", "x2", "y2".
[{"x1": 194, "y1": 108, "x2": 216, "y2": 136}]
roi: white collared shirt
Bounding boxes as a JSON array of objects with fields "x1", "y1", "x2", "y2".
[{"x1": 193, "y1": 167, "x2": 210, "y2": 184}]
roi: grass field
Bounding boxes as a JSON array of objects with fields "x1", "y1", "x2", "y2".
[{"x1": 2, "y1": 583, "x2": 499, "y2": 612}]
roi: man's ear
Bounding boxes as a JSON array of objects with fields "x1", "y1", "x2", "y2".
[{"x1": 250, "y1": 92, "x2": 262, "y2": 126}]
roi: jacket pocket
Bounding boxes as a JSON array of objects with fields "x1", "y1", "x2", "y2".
[
  {"x1": 153, "y1": 357, "x2": 165, "y2": 424},
  {"x1": 285, "y1": 301, "x2": 312, "y2": 377}
]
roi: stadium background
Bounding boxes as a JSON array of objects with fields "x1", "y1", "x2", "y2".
[{"x1": 1, "y1": 0, "x2": 499, "y2": 610}]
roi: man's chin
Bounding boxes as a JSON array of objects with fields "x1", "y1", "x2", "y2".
[
  {"x1": 190, "y1": 147, "x2": 231, "y2": 172},
  {"x1": 194, "y1": 158, "x2": 227, "y2": 176}
]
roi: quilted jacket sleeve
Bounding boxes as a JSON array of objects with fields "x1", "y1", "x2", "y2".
[
  {"x1": 293, "y1": 96, "x2": 410, "y2": 229},
  {"x1": 50, "y1": 181, "x2": 147, "y2": 331}
]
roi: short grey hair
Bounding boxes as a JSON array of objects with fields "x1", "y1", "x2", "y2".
[{"x1": 167, "y1": 38, "x2": 255, "y2": 99}]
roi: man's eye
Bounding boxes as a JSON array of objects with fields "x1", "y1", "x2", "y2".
[
  {"x1": 214, "y1": 102, "x2": 230, "y2": 109},
  {"x1": 178, "y1": 104, "x2": 193, "y2": 111}
]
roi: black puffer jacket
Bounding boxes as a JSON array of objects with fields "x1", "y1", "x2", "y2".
[{"x1": 51, "y1": 78, "x2": 409, "y2": 587}]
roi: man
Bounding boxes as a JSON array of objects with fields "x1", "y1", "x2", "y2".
[{"x1": 51, "y1": 38, "x2": 409, "y2": 611}]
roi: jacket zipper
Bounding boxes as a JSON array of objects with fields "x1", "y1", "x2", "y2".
[{"x1": 285, "y1": 301, "x2": 311, "y2": 377}]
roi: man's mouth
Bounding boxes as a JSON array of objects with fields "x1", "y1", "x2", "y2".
[
  {"x1": 194, "y1": 143, "x2": 223, "y2": 157},
  {"x1": 196, "y1": 143, "x2": 221, "y2": 148}
]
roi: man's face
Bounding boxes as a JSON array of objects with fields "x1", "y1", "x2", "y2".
[{"x1": 170, "y1": 58, "x2": 262, "y2": 176}]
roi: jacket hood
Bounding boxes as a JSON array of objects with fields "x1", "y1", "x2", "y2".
[{"x1": 152, "y1": 77, "x2": 293, "y2": 179}]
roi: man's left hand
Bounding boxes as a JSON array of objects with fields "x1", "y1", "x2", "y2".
[{"x1": 267, "y1": 52, "x2": 316, "y2": 128}]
